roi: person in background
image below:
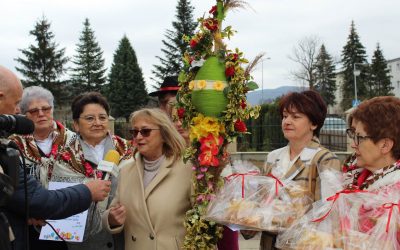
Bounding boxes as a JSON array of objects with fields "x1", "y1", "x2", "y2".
[
  {"x1": 344, "y1": 96, "x2": 400, "y2": 190},
  {"x1": 150, "y1": 77, "x2": 239, "y2": 248},
  {"x1": 10, "y1": 86, "x2": 76, "y2": 250},
  {"x1": 244, "y1": 90, "x2": 341, "y2": 249},
  {"x1": 103, "y1": 108, "x2": 192, "y2": 249},
  {"x1": 51, "y1": 92, "x2": 132, "y2": 250},
  {"x1": 0, "y1": 65, "x2": 111, "y2": 250}
]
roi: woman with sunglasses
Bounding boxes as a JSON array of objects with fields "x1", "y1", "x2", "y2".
[
  {"x1": 51, "y1": 92, "x2": 132, "y2": 250},
  {"x1": 103, "y1": 108, "x2": 192, "y2": 250},
  {"x1": 10, "y1": 86, "x2": 76, "y2": 250},
  {"x1": 343, "y1": 96, "x2": 400, "y2": 190}
]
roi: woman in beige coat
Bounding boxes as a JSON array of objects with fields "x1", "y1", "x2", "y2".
[{"x1": 102, "y1": 108, "x2": 192, "y2": 250}]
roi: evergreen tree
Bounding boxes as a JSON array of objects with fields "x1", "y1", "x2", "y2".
[
  {"x1": 106, "y1": 36, "x2": 147, "y2": 120},
  {"x1": 368, "y1": 43, "x2": 393, "y2": 96},
  {"x1": 314, "y1": 44, "x2": 337, "y2": 106},
  {"x1": 151, "y1": 0, "x2": 197, "y2": 87},
  {"x1": 70, "y1": 18, "x2": 107, "y2": 95},
  {"x1": 15, "y1": 16, "x2": 69, "y2": 104},
  {"x1": 340, "y1": 21, "x2": 368, "y2": 110}
]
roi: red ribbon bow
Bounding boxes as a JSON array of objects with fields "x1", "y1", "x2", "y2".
[
  {"x1": 382, "y1": 202, "x2": 400, "y2": 233},
  {"x1": 266, "y1": 173, "x2": 284, "y2": 196},
  {"x1": 312, "y1": 189, "x2": 367, "y2": 222},
  {"x1": 226, "y1": 171, "x2": 259, "y2": 198}
]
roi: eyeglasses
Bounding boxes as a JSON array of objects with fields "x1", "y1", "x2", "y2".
[
  {"x1": 129, "y1": 128, "x2": 160, "y2": 138},
  {"x1": 79, "y1": 115, "x2": 109, "y2": 124},
  {"x1": 25, "y1": 106, "x2": 52, "y2": 116},
  {"x1": 346, "y1": 128, "x2": 373, "y2": 146}
]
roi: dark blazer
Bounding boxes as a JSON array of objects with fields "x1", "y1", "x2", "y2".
[{"x1": 4, "y1": 166, "x2": 92, "y2": 250}]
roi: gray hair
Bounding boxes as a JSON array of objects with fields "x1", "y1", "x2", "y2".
[{"x1": 20, "y1": 86, "x2": 54, "y2": 114}]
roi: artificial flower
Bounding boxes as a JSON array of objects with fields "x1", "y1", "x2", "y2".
[
  {"x1": 198, "y1": 150, "x2": 219, "y2": 167},
  {"x1": 203, "y1": 18, "x2": 218, "y2": 31},
  {"x1": 209, "y1": 5, "x2": 217, "y2": 14},
  {"x1": 234, "y1": 119, "x2": 247, "y2": 132},
  {"x1": 177, "y1": 107, "x2": 185, "y2": 119},
  {"x1": 190, "y1": 38, "x2": 198, "y2": 48},
  {"x1": 225, "y1": 66, "x2": 235, "y2": 77},
  {"x1": 189, "y1": 81, "x2": 195, "y2": 90},
  {"x1": 197, "y1": 80, "x2": 207, "y2": 89},
  {"x1": 61, "y1": 152, "x2": 71, "y2": 161},
  {"x1": 213, "y1": 81, "x2": 224, "y2": 91},
  {"x1": 240, "y1": 100, "x2": 247, "y2": 109}
]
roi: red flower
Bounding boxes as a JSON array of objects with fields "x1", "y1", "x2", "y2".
[
  {"x1": 177, "y1": 107, "x2": 185, "y2": 119},
  {"x1": 190, "y1": 39, "x2": 198, "y2": 48},
  {"x1": 209, "y1": 5, "x2": 217, "y2": 14},
  {"x1": 225, "y1": 66, "x2": 235, "y2": 77},
  {"x1": 234, "y1": 120, "x2": 247, "y2": 132},
  {"x1": 84, "y1": 162, "x2": 94, "y2": 177},
  {"x1": 61, "y1": 152, "x2": 71, "y2": 161},
  {"x1": 198, "y1": 151, "x2": 219, "y2": 167},
  {"x1": 240, "y1": 100, "x2": 247, "y2": 109},
  {"x1": 229, "y1": 53, "x2": 239, "y2": 61},
  {"x1": 203, "y1": 18, "x2": 218, "y2": 31}
]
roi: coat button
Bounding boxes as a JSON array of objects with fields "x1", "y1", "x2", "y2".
[
  {"x1": 131, "y1": 235, "x2": 136, "y2": 241},
  {"x1": 149, "y1": 234, "x2": 154, "y2": 240},
  {"x1": 107, "y1": 242, "x2": 113, "y2": 248}
]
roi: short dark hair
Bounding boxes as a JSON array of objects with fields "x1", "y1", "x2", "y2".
[
  {"x1": 71, "y1": 92, "x2": 110, "y2": 120},
  {"x1": 279, "y1": 90, "x2": 327, "y2": 137},
  {"x1": 352, "y1": 96, "x2": 400, "y2": 159}
]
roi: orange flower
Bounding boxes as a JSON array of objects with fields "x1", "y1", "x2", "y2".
[{"x1": 198, "y1": 151, "x2": 219, "y2": 167}]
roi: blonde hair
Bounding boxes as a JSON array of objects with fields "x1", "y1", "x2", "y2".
[{"x1": 129, "y1": 108, "x2": 185, "y2": 161}]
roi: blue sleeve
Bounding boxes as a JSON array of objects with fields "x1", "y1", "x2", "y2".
[{"x1": 6, "y1": 167, "x2": 92, "y2": 220}]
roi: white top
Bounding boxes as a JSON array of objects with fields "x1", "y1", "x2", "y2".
[
  {"x1": 35, "y1": 132, "x2": 54, "y2": 155},
  {"x1": 82, "y1": 137, "x2": 106, "y2": 163}
]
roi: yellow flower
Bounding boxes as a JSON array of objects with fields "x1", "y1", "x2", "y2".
[
  {"x1": 189, "y1": 81, "x2": 195, "y2": 90},
  {"x1": 197, "y1": 80, "x2": 206, "y2": 89},
  {"x1": 213, "y1": 81, "x2": 224, "y2": 91},
  {"x1": 189, "y1": 114, "x2": 225, "y2": 141}
]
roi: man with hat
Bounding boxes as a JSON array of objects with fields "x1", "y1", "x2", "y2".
[{"x1": 149, "y1": 75, "x2": 180, "y2": 113}]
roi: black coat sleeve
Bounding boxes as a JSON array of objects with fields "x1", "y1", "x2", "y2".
[{"x1": 6, "y1": 166, "x2": 92, "y2": 220}]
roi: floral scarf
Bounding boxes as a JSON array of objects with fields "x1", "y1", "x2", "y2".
[{"x1": 58, "y1": 134, "x2": 133, "y2": 178}]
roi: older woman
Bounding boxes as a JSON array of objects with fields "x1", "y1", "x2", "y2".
[
  {"x1": 10, "y1": 86, "x2": 76, "y2": 250},
  {"x1": 253, "y1": 90, "x2": 341, "y2": 249},
  {"x1": 10, "y1": 86, "x2": 75, "y2": 187},
  {"x1": 344, "y1": 96, "x2": 400, "y2": 190},
  {"x1": 102, "y1": 108, "x2": 192, "y2": 250},
  {"x1": 52, "y1": 92, "x2": 132, "y2": 250}
]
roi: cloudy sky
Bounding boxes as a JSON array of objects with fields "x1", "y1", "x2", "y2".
[{"x1": 1, "y1": 0, "x2": 399, "y2": 92}]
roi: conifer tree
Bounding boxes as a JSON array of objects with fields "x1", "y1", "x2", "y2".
[
  {"x1": 15, "y1": 16, "x2": 69, "y2": 104},
  {"x1": 340, "y1": 21, "x2": 368, "y2": 110},
  {"x1": 368, "y1": 43, "x2": 393, "y2": 97},
  {"x1": 151, "y1": 0, "x2": 197, "y2": 87},
  {"x1": 314, "y1": 44, "x2": 337, "y2": 106},
  {"x1": 106, "y1": 36, "x2": 147, "y2": 120},
  {"x1": 70, "y1": 18, "x2": 107, "y2": 95}
]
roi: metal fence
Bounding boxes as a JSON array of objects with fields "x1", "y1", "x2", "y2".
[{"x1": 238, "y1": 114, "x2": 349, "y2": 152}]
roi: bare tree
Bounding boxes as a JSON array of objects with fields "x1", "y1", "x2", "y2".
[{"x1": 288, "y1": 35, "x2": 321, "y2": 89}]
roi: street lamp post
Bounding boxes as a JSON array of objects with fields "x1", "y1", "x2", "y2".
[{"x1": 353, "y1": 63, "x2": 361, "y2": 104}]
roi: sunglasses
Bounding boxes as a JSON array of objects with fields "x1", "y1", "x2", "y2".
[
  {"x1": 25, "y1": 106, "x2": 52, "y2": 116},
  {"x1": 129, "y1": 128, "x2": 160, "y2": 138}
]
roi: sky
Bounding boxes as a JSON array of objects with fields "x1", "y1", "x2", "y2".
[{"x1": 1, "y1": 0, "x2": 399, "y2": 92}]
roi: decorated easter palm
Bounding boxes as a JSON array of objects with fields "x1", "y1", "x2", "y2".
[{"x1": 176, "y1": 0, "x2": 263, "y2": 249}]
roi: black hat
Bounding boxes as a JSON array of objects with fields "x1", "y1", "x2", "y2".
[{"x1": 149, "y1": 76, "x2": 180, "y2": 97}]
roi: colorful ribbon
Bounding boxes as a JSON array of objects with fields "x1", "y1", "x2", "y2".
[
  {"x1": 382, "y1": 202, "x2": 400, "y2": 233},
  {"x1": 266, "y1": 173, "x2": 284, "y2": 196},
  {"x1": 312, "y1": 189, "x2": 367, "y2": 222},
  {"x1": 225, "y1": 171, "x2": 259, "y2": 198}
]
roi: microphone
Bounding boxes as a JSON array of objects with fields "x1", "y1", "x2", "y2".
[
  {"x1": 97, "y1": 150, "x2": 120, "y2": 180},
  {"x1": 0, "y1": 115, "x2": 35, "y2": 135}
]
